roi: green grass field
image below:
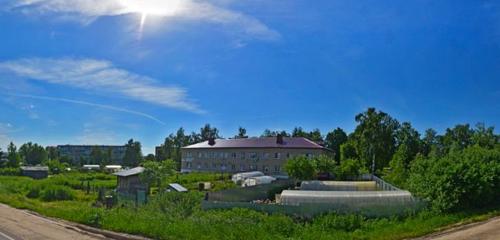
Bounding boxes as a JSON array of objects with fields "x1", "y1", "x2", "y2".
[{"x1": 0, "y1": 173, "x2": 498, "y2": 240}]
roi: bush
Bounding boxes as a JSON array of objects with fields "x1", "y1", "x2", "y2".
[
  {"x1": 314, "y1": 214, "x2": 365, "y2": 231},
  {"x1": 40, "y1": 185, "x2": 75, "y2": 201},
  {"x1": 408, "y1": 146, "x2": 500, "y2": 212},
  {"x1": 0, "y1": 168, "x2": 21, "y2": 176}
]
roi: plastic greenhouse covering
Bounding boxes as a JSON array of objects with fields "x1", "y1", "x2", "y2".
[
  {"x1": 243, "y1": 176, "x2": 276, "y2": 187},
  {"x1": 300, "y1": 181, "x2": 378, "y2": 191},
  {"x1": 231, "y1": 171, "x2": 264, "y2": 183},
  {"x1": 279, "y1": 190, "x2": 415, "y2": 206}
]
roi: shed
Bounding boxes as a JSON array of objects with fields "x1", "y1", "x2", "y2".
[
  {"x1": 21, "y1": 166, "x2": 49, "y2": 179},
  {"x1": 114, "y1": 167, "x2": 147, "y2": 194},
  {"x1": 168, "y1": 183, "x2": 188, "y2": 192},
  {"x1": 300, "y1": 181, "x2": 378, "y2": 191},
  {"x1": 243, "y1": 176, "x2": 276, "y2": 187},
  {"x1": 278, "y1": 190, "x2": 415, "y2": 206},
  {"x1": 231, "y1": 171, "x2": 264, "y2": 184},
  {"x1": 82, "y1": 165, "x2": 100, "y2": 171}
]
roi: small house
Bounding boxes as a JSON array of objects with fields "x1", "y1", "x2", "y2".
[
  {"x1": 114, "y1": 167, "x2": 147, "y2": 194},
  {"x1": 21, "y1": 166, "x2": 49, "y2": 179}
]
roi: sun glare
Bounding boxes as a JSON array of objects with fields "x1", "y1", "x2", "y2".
[{"x1": 120, "y1": 0, "x2": 183, "y2": 16}]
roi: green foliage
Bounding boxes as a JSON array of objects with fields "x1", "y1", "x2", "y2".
[
  {"x1": 123, "y1": 139, "x2": 143, "y2": 167},
  {"x1": 140, "y1": 160, "x2": 176, "y2": 189},
  {"x1": 408, "y1": 146, "x2": 500, "y2": 212},
  {"x1": 6, "y1": 142, "x2": 21, "y2": 168},
  {"x1": 284, "y1": 155, "x2": 316, "y2": 180},
  {"x1": 44, "y1": 159, "x2": 68, "y2": 174},
  {"x1": 325, "y1": 127, "x2": 348, "y2": 163},
  {"x1": 336, "y1": 159, "x2": 363, "y2": 180},
  {"x1": 19, "y1": 142, "x2": 48, "y2": 166},
  {"x1": 340, "y1": 140, "x2": 358, "y2": 162},
  {"x1": 314, "y1": 214, "x2": 365, "y2": 231},
  {"x1": 314, "y1": 155, "x2": 336, "y2": 174},
  {"x1": 0, "y1": 168, "x2": 21, "y2": 176}
]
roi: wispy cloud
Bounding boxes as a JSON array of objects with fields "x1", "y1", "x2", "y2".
[
  {"x1": 7, "y1": 93, "x2": 166, "y2": 125},
  {"x1": 3, "y1": 0, "x2": 279, "y2": 40},
  {"x1": 0, "y1": 58, "x2": 202, "y2": 113}
]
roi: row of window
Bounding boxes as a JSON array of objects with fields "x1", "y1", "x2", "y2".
[
  {"x1": 184, "y1": 162, "x2": 281, "y2": 173},
  {"x1": 185, "y1": 151, "x2": 314, "y2": 160}
]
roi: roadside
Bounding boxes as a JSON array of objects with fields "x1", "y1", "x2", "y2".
[
  {"x1": 415, "y1": 216, "x2": 500, "y2": 240},
  {"x1": 0, "y1": 203, "x2": 148, "y2": 240}
]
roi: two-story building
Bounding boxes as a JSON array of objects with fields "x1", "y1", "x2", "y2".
[{"x1": 180, "y1": 135, "x2": 331, "y2": 175}]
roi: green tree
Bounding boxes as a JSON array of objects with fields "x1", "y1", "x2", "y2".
[
  {"x1": 386, "y1": 144, "x2": 412, "y2": 187},
  {"x1": 45, "y1": 146, "x2": 59, "y2": 160},
  {"x1": 200, "y1": 124, "x2": 220, "y2": 141},
  {"x1": 325, "y1": 128, "x2": 348, "y2": 163},
  {"x1": 145, "y1": 154, "x2": 156, "y2": 161},
  {"x1": 140, "y1": 160, "x2": 176, "y2": 190},
  {"x1": 313, "y1": 155, "x2": 336, "y2": 174},
  {"x1": 6, "y1": 142, "x2": 21, "y2": 168},
  {"x1": 19, "y1": 142, "x2": 48, "y2": 166},
  {"x1": 472, "y1": 123, "x2": 497, "y2": 149},
  {"x1": 442, "y1": 124, "x2": 474, "y2": 152},
  {"x1": 352, "y1": 108, "x2": 399, "y2": 172},
  {"x1": 422, "y1": 128, "x2": 439, "y2": 156},
  {"x1": 90, "y1": 147, "x2": 103, "y2": 165},
  {"x1": 340, "y1": 140, "x2": 358, "y2": 162},
  {"x1": 123, "y1": 139, "x2": 143, "y2": 167},
  {"x1": 284, "y1": 155, "x2": 316, "y2": 180},
  {"x1": 235, "y1": 127, "x2": 248, "y2": 138},
  {"x1": 261, "y1": 129, "x2": 290, "y2": 137},
  {"x1": 336, "y1": 159, "x2": 363, "y2": 180}
]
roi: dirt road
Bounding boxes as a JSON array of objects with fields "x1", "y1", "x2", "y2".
[
  {"x1": 0, "y1": 203, "x2": 106, "y2": 240},
  {"x1": 417, "y1": 216, "x2": 500, "y2": 240}
]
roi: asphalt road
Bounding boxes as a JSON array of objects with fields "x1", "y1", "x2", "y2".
[
  {"x1": 0, "y1": 204, "x2": 105, "y2": 240},
  {"x1": 418, "y1": 216, "x2": 500, "y2": 240}
]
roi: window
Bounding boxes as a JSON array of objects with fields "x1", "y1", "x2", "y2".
[
  {"x1": 240, "y1": 164, "x2": 245, "y2": 171},
  {"x1": 197, "y1": 164, "x2": 201, "y2": 169},
  {"x1": 231, "y1": 152, "x2": 237, "y2": 158},
  {"x1": 274, "y1": 152, "x2": 281, "y2": 159},
  {"x1": 212, "y1": 163, "x2": 217, "y2": 169},
  {"x1": 187, "y1": 162, "x2": 192, "y2": 169},
  {"x1": 286, "y1": 153, "x2": 291, "y2": 158},
  {"x1": 186, "y1": 152, "x2": 193, "y2": 158},
  {"x1": 306, "y1": 153, "x2": 313, "y2": 158},
  {"x1": 224, "y1": 152, "x2": 229, "y2": 159},
  {"x1": 198, "y1": 152, "x2": 202, "y2": 158},
  {"x1": 240, "y1": 152, "x2": 245, "y2": 159},
  {"x1": 263, "y1": 153, "x2": 270, "y2": 159},
  {"x1": 274, "y1": 165, "x2": 281, "y2": 172},
  {"x1": 249, "y1": 152, "x2": 257, "y2": 159},
  {"x1": 263, "y1": 165, "x2": 269, "y2": 172},
  {"x1": 231, "y1": 164, "x2": 236, "y2": 170}
]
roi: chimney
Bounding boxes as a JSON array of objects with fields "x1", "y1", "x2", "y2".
[
  {"x1": 208, "y1": 138, "x2": 216, "y2": 146},
  {"x1": 276, "y1": 134, "x2": 284, "y2": 145}
]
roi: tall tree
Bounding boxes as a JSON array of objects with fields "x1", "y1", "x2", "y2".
[
  {"x1": 472, "y1": 123, "x2": 497, "y2": 149},
  {"x1": 235, "y1": 127, "x2": 248, "y2": 139},
  {"x1": 352, "y1": 108, "x2": 399, "y2": 172},
  {"x1": 90, "y1": 147, "x2": 103, "y2": 165},
  {"x1": 261, "y1": 129, "x2": 290, "y2": 137},
  {"x1": 422, "y1": 128, "x2": 439, "y2": 156},
  {"x1": 123, "y1": 139, "x2": 143, "y2": 167},
  {"x1": 325, "y1": 128, "x2": 348, "y2": 163},
  {"x1": 442, "y1": 124, "x2": 474, "y2": 152},
  {"x1": 19, "y1": 142, "x2": 48, "y2": 166},
  {"x1": 6, "y1": 142, "x2": 21, "y2": 168},
  {"x1": 395, "y1": 122, "x2": 421, "y2": 163},
  {"x1": 45, "y1": 146, "x2": 59, "y2": 160},
  {"x1": 200, "y1": 124, "x2": 220, "y2": 141}
]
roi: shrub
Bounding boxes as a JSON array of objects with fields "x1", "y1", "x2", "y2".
[
  {"x1": 0, "y1": 168, "x2": 21, "y2": 176},
  {"x1": 40, "y1": 185, "x2": 75, "y2": 201},
  {"x1": 408, "y1": 146, "x2": 500, "y2": 212}
]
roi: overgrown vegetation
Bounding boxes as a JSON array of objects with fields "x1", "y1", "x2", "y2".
[{"x1": 0, "y1": 173, "x2": 498, "y2": 240}]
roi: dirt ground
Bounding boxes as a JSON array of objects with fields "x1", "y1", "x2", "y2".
[
  {"x1": 0, "y1": 203, "x2": 105, "y2": 240},
  {"x1": 417, "y1": 216, "x2": 500, "y2": 240}
]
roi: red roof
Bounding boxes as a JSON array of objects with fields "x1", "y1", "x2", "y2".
[{"x1": 182, "y1": 137, "x2": 325, "y2": 149}]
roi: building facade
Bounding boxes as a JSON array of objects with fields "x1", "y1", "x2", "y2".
[
  {"x1": 56, "y1": 145, "x2": 127, "y2": 165},
  {"x1": 181, "y1": 136, "x2": 330, "y2": 175}
]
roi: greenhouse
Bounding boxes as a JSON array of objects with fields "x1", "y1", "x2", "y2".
[
  {"x1": 242, "y1": 176, "x2": 276, "y2": 187},
  {"x1": 278, "y1": 190, "x2": 416, "y2": 206},
  {"x1": 300, "y1": 181, "x2": 378, "y2": 191},
  {"x1": 231, "y1": 171, "x2": 264, "y2": 184}
]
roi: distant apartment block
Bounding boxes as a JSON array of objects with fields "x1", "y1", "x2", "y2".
[
  {"x1": 56, "y1": 145, "x2": 127, "y2": 165},
  {"x1": 180, "y1": 136, "x2": 331, "y2": 175}
]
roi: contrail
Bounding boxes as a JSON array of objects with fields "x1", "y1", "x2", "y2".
[{"x1": 6, "y1": 93, "x2": 166, "y2": 125}]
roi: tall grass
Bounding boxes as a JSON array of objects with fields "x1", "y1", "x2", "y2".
[{"x1": 0, "y1": 174, "x2": 498, "y2": 240}]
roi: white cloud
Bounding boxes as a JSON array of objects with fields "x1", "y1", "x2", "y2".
[
  {"x1": 0, "y1": 58, "x2": 202, "y2": 113},
  {"x1": 3, "y1": 0, "x2": 279, "y2": 40}
]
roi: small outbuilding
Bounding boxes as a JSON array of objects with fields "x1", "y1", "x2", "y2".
[
  {"x1": 82, "y1": 165, "x2": 100, "y2": 171},
  {"x1": 104, "y1": 165, "x2": 122, "y2": 173},
  {"x1": 114, "y1": 167, "x2": 147, "y2": 194},
  {"x1": 21, "y1": 166, "x2": 49, "y2": 179}
]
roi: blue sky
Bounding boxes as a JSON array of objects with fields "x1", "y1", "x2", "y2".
[{"x1": 0, "y1": 0, "x2": 499, "y2": 154}]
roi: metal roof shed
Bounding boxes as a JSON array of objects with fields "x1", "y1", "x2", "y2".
[{"x1": 168, "y1": 183, "x2": 188, "y2": 192}]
